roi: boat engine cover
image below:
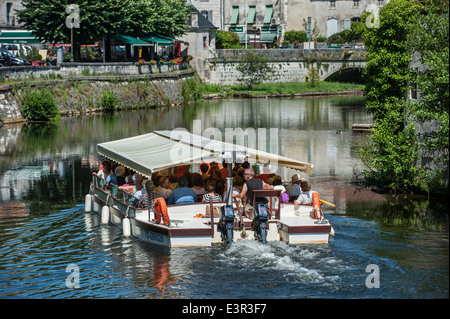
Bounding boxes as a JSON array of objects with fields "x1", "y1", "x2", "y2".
[{"x1": 255, "y1": 204, "x2": 269, "y2": 222}]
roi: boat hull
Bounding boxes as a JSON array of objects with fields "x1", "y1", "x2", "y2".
[{"x1": 87, "y1": 184, "x2": 332, "y2": 248}]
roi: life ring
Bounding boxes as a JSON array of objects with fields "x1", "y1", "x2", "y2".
[
  {"x1": 312, "y1": 192, "x2": 322, "y2": 220},
  {"x1": 154, "y1": 198, "x2": 170, "y2": 226}
]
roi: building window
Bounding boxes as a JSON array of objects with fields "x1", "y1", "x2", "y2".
[
  {"x1": 343, "y1": 18, "x2": 351, "y2": 30},
  {"x1": 6, "y1": 2, "x2": 13, "y2": 26},
  {"x1": 378, "y1": 0, "x2": 384, "y2": 5},
  {"x1": 330, "y1": 0, "x2": 336, "y2": 8},
  {"x1": 353, "y1": 0, "x2": 360, "y2": 7},
  {"x1": 203, "y1": 36, "x2": 207, "y2": 49},
  {"x1": 201, "y1": 10, "x2": 213, "y2": 23},
  {"x1": 411, "y1": 83, "x2": 418, "y2": 100},
  {"x1": 230, "y1": 6, "x2": 239, "y2": 24}
]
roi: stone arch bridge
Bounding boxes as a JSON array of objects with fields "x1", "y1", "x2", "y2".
[{"x1": 205, "y1": 49, "x2": 367, "y2": 84}]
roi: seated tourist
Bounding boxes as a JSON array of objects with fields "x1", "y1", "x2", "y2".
[
  {"x1": 126, "y1": 174, "x2": 144, "y2": 207},
  {"x1": 115, "y1": 165, "x2": 126, "y2": 186},
  {"x1": 138, "y1": 180, "x2": 157, "y2": 209},
  {"x1": 168, "y1": 173, "x2": 179, "y2": 189},
  {"x1": 200, "y1": 163, "x2": 210, "y2": 181},
  {"x1": 257, "y1": 164, "x2": 272, "y2": 182},
  {"x1": 232, "y1": 175, "x2": 244, "y2": 196},
  {"x1": 273, "y1": 178, "x2": 289, "y2": 203},
  {"x1": 102, "y1": 160, "x2": 117, "y2": 188},
  {"x1": 294, "y1": 181, "x2": 314, "y2": 205},
  {"x1": 168, "y1": 176, "x2": 196, "y2": 205},
  {"x1": 155, "y1": 176, "x2": 173, "y2": 202},
  {"x1": 132, "y1": 174, "x2": 145, "y2": 200},
  {"x1": 191, "y1": 173, "x2": 206, "y2": 201},
  {"x1": 124, "y1": 175, "x2": 134, "y2": 186},
  {"x1": 202, "y1": 180, "x2": 223, "y2": 203},
  {"x1": 285, "y1": 174, "x2": 303, "y2": 202}
]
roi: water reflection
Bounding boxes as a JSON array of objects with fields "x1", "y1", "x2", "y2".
[
  {"x1": 194, "y1": 97, "x2": 369, "y2": 131},
  {"x1": 0, "y1": 96, "x2": 446, "y2": 225},
  {"x1": 0, "y1": 96, "x2": 448, "y2": 298}
]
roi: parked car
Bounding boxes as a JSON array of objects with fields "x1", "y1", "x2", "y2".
[{"x1": 0, "y1": 48, "x2": 31, "y2": 66}]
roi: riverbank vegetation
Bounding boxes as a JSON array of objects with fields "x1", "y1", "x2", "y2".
[
  {"x1": 206, "y1": 81, "x2": 362, "y2": 96},
  {"x1": 20, "y1": 87, "x2": 60, "y2": 122},
  {"x1": 360, "y1": 0, "x2": 448, "y2": 198},
  {"x1": 181, "y1": 79, "x2": 362, "y2": 101},
  {"x1": 11, "y1": 77, "x2": 184, "y2": 122}
]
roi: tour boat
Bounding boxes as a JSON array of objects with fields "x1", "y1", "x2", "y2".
[{"x1": 84, "y1": 130, "x2": 334, "y2": 248}]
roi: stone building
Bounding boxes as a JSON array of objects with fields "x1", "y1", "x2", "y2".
[
  {"x1": 286, "y1": 0, "x2": 389, "y2": 39},
  {"x1": 189, "y1": 0, "x2": 390, "y2": 46},
  {"x1": 178, "y1": 6, "x2": 218, "y2": 80},
  {"x1": 0, "y1": 0, "x2": 24, "y2": 29}
]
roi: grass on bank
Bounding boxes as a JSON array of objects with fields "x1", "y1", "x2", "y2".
[{"x1": 200, "y1": 81, "x2": 363, "y2": 96}]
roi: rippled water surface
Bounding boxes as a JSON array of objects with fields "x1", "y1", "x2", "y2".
[{"x1": 0, "y1": 97, "x2": 448, "y2": 299}]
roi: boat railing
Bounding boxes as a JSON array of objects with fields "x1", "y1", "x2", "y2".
[
  {"x1": 107, "y1": 184, "x2": 143, "y2": 219},
  {"x1": 92, "y1": 174, "x2": 106, "y2": 189},
  {"x1": 91, "y1": 175, "x2": 141, "y2": 218}
]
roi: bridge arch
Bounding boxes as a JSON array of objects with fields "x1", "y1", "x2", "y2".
[
  {"x1": 319, "y1": 60, "x2": 366, "y2": 83},
  {"x1": 323, "y1": 66, "x2": 364, "y2": 83}
]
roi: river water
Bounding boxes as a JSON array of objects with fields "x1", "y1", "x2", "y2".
[{"x1": 0, "y1": 96, "x2": 448, "y2": 300}]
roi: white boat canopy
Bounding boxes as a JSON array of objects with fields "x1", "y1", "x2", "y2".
[{"x1": 97, "y1": 130, "x2": 313, "y2": 178}]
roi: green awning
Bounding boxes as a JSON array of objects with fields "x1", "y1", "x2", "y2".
[
  {"x1": 140, "y1": 35, "x2": 174, "y2": 46},
  {"x1": 0, "y1": 31, "x2": 40, "y2": 44},
  {"x1": 260, "y1": 33, "x2": 277, "y2": 43},
  {"x1": 247, "y1": 6, "x2": 256, "y2": 24},
  {"x1": 237, "y1": 33, "x2": 249, "y2": 44},
  {"x1": 111, "y1": 35, "x2": 153, "y2": 46},
  {"x1": 156, "y1": 35, "x2": 176, "y2": 46},
  {"x1": 263, "y1": 6, "x2": 273, "y2": 24},
  {"x1": 230, "y1": 7, "x2": 239, "y2": 24}
]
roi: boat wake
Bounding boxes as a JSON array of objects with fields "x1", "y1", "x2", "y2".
[{"x1": 216, "y1": 240, "x2": 343, "y2": 287}]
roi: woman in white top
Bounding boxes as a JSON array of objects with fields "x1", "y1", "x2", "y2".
[{"x1": 294, "y1": 181, "x2": 314, "y2": 205}]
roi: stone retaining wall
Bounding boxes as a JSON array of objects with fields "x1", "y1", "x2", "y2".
[
  {"x1": 0, "y1": 62, "x2": 190, "y2": 81},
  {"x1": 0, "y1": 69, "x2": 194, "y2": 124},
  {"x1": 205, "y1": 48, "x2": 367, "y2": 84}
]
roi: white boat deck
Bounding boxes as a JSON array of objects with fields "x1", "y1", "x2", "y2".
[{"x1": 133, "y1": 202, "x2": 318, "y2": 228}]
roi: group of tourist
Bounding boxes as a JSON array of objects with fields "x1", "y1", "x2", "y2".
[{"x1": 94, "y1": 159, "x2": 315, "y2": 211}]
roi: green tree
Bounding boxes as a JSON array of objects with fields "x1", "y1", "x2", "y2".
[
  {"x1": 236, "y1": 52, "x2": 275, "y2": 90},
  {"x1": 361, "y1": 0, "x2": 449, "y2": 196},
  {"x1": 408, "y1": 0, "x2": 449, "y2": 195},
  {"x1": 283, "y1": 30, "x2": 307, "y2": 45},
  {"x1": 327, "y1": 30, "x2": 353, "y2": 44},
  {"x1": 16, "y1": 0, "x2": 192, "y2": 61},
  {"x1": 215, "y1": 30, "x2": 240, "y2": 49},
  {"x1": 361, "y1": 0, "x2": 423, "y2": 194}
]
